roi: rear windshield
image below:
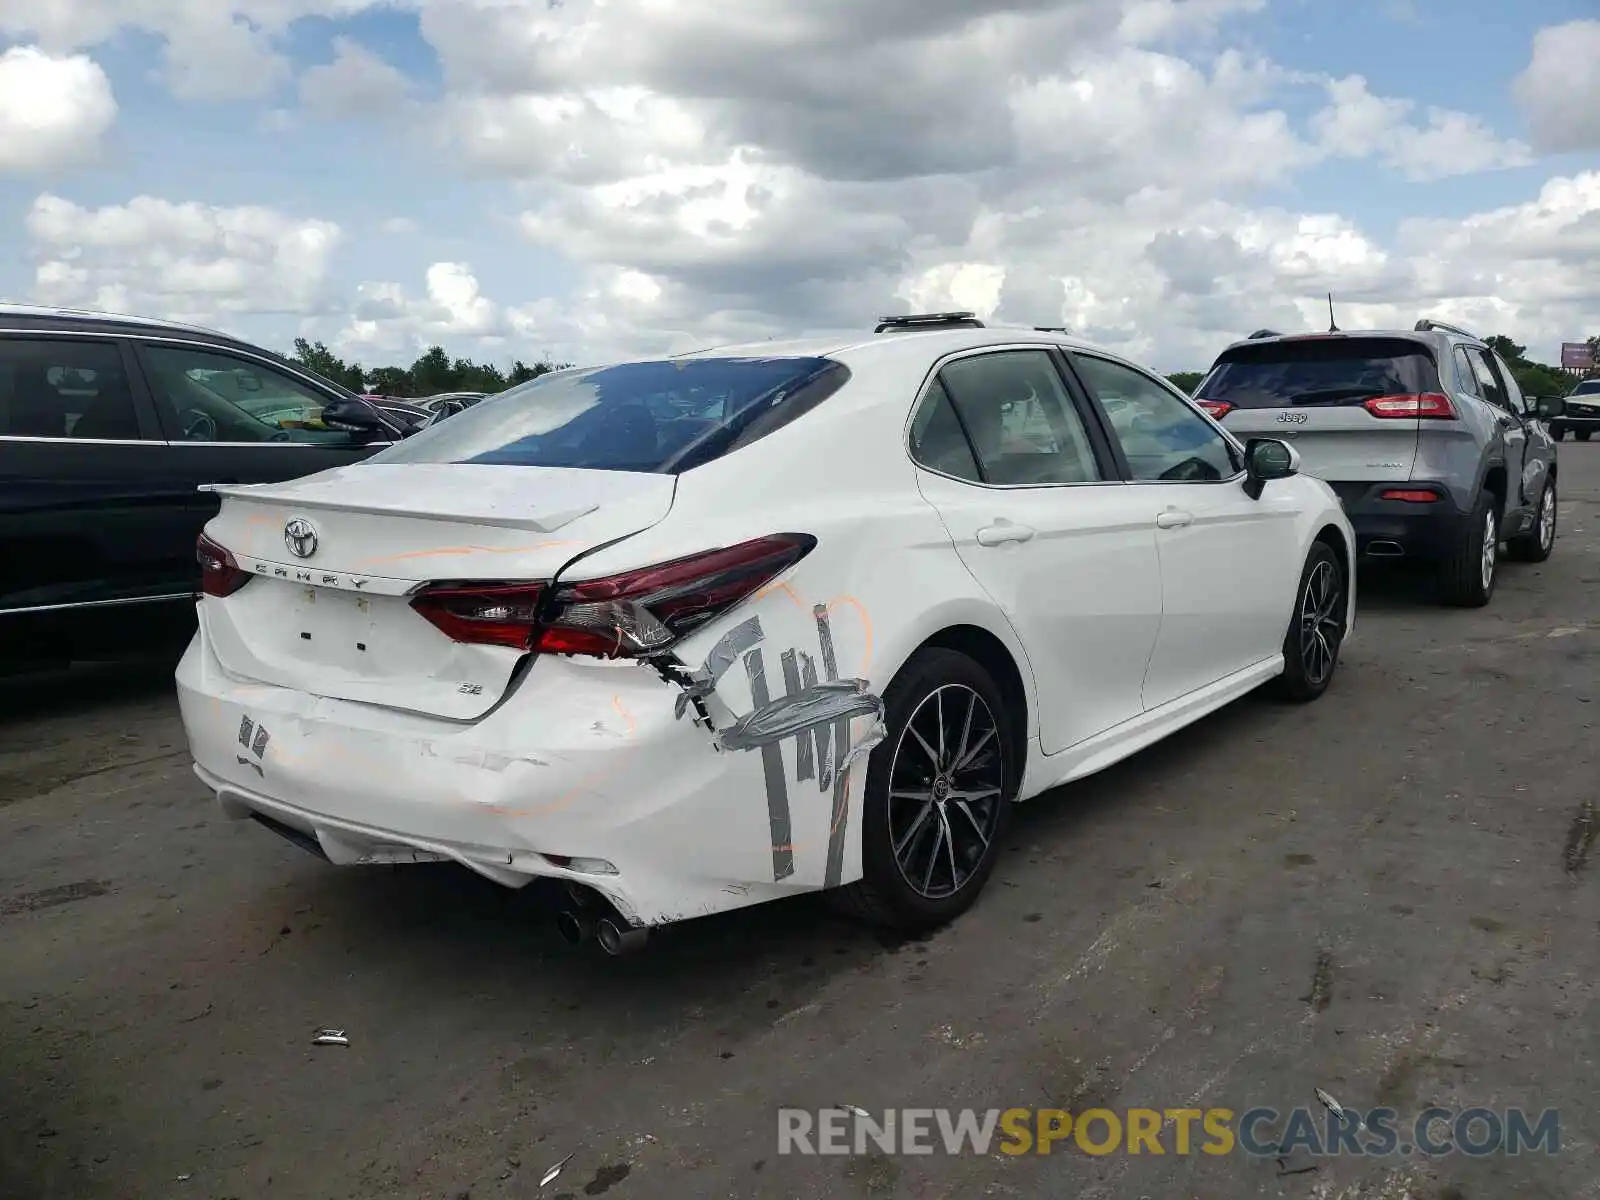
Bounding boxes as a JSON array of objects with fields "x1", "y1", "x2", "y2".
[
  {"x1": 1197, "y1": 337, "x2": 1440, "y2": 409},
  {"x1": 1572, "y1": 380, "x2": 1600, "y2": 396},
  {"x1": 366, "y1": 356, "x2": 850, "y2": 473}
]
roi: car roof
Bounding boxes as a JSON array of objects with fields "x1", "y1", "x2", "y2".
[
  {"x1": 0, "y1": 302, "x2": 236, "y2": 341},
  {"x1": 0, "y1": 302, "x2": 364, "y2": 397},
  {"x1": 666, "y1": 325, "x2": 1148, "y2": 372},
  {"x1": 1212, "y1": 328, "x2": 1470, "y2": 358}
]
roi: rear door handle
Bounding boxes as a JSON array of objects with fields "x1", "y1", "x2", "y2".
[
  {"x1": 975, "y1": 523, "x2": 1036, "y2": 547},
  {"x1": 1156, "y1": 510, "x2": 1193, "y2": 529}
]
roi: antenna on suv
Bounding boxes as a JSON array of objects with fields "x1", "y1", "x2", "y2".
[{"x1": 1327, "y1": 293, "x2": 1340, "y2": 333}]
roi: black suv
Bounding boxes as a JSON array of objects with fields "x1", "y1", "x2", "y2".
[{"x1": 0, "y1": 305, "x2": 407, "y2": 670}]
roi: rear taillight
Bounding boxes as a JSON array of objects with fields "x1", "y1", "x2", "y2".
[
  {"x1": 409, "y1": 533, "x2": 817, "y2": 658},
  {"x1": 410, "y1": 583, "x2": 547, "y2": 651},
  {"x1": 1363, "y1": 392, "x2": 1455, "y2": 419},
  {"x1": 196, "y1": 534, "x2": 251, "y2": 597},
  {"x1": 1195, "y1": 399, "x2": 1232, "y2": 419},
  {"x1": 536, "y1": 533, "x2": 817, "y2": 658}
]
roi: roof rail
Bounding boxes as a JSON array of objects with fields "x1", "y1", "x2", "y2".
[
  {"x1": 1246, "y1": 328, "x2": 1282, "y2": 340},
  {"x1": 1033, "y1": 325, "x2": 1070, "y2": 333},
  {"x1": 1414, "y1": 318, "x2": 1478, "y2": 341},
  {"x1": 874, "y1": 311, "x2": 986, "y2": 334}
]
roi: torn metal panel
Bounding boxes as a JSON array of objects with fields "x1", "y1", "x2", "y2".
[
  {"x1": 671, "y1": 615, "x2": 765, "y2": 720},
  {"x1": 743, "y1": 647, "x2": 795, "y2": 882}
]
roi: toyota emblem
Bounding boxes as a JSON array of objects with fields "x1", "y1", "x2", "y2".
[{"x1": 283, "y1": 518, "x2": 318, "y2": 559}]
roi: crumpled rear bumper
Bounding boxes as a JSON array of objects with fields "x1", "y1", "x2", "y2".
[{"x1": 175, "y1": 630, "x2": 809, "y2": 928}]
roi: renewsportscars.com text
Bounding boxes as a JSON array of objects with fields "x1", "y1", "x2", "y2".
[{"x1": 777, "y1": 1106, "x2": 1561, "y2": 1159}]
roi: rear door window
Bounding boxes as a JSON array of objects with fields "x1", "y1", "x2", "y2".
[
  {"x1": 934, "y1": 350, "x2": 1106, "y2": 486},
  {"x1": 369, "y1": 357, "x2": 851, "y2": 473},
  {"x1": 0, "y1": 338, "x2": 144, "y2": 440},
  {"x1": 1197, "y1": 337, "x2": 1441, "y2": 409}
]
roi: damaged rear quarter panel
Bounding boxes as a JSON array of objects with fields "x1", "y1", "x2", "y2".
[{"x1": 569, "y1": 459, "x2": 1034, "y2": 896}]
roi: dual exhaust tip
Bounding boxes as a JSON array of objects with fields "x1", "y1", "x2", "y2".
[{"x1": 555, "y1": 902, "x2": 649, "y2": 956}]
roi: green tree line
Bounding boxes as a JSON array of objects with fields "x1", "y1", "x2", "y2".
[
  {"x1": 290, "y1": 338, "x2": 571, "y2": 398},
  {"x1": 291, "y1": 332, "x2": 1597, "y2": 403},
  {"x1": 1166, "y1": 333, "x2": 1599, "y2": 397}
]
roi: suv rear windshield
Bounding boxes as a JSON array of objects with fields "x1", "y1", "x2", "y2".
[
  {"x1": 1196, "y1": 336, "x2": 1441, "y2": 409},
  {"x1": 367, "y1": 356, "x2": 850, "y2": 473}
]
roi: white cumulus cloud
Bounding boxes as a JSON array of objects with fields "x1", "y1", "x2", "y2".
[
  {"x1": 26, "y1": 193, "x2": 343, "y2": 321},
  {"x1": 0, "y1": 46, "x2": 117, "y2": 172},
  {"x1": 1514, "y1": 20, "x2": 1600, "y2": 155}
]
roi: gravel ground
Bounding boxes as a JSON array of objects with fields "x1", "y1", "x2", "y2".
[{"x1": 3, "y1": 452, "x2": 1598, "y2": 1200}]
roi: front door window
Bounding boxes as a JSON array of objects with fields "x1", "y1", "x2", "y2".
[{"x1": 140, "y1": 345, "x2": 362, "y2": 446}]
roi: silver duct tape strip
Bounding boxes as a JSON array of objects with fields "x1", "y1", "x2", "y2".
[
  {"x1": 673, "y1": 615, "x2": 764, "y2": 719},
  {"x1": 743, "y1": 647, "x2": 795, "y2": 882}
]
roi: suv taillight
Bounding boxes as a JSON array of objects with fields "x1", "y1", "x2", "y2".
[
  {"x1": 1195, "y1": 399, "x2": 1232, "y2": 419},
  {"x1": 197, "y1": 534, "x2": 251, "y2": 597},
  {"x1": 1363, "y1": 392, "x2": 1455, "y2": 419},
  {"x1": 409, "y1": 533, "x2": 817, "y2": 658}
]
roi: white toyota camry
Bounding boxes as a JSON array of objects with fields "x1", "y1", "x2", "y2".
[{"x1": 177, "y1": 313, "x2": 1354, "y2": 952}]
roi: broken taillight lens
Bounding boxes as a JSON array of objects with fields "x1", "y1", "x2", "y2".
[
  {"x1": 1362, "y1": 392, "x2": 1455, "y2": 419},
  {"x1": 197, "y1": 533, "x2": 251, "y2": 597},
  {"x1": 410, "y1": 582, "x2": 547, "y2": 651},
  {"x1": 410, "y1": 534, "x2": 817, "y2": 658},
  {"x1": 537, "y1": 533, "x2": 818, "y2": 658}
]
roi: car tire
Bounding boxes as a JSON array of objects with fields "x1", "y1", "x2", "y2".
[
  {"x1": 1437, "y1": 490, "x2": 1498, "y2": 608},
  {"x1": 832, "y1": 647, "x2": 1015, "y2": 934},
  {"x1": 1507, "y1": 477, "x2": 1556, "y2": 563},
  {"x1": 1578, "y1": 431, "x2": 1593, "y2": 442},
  {"x1": 1269, "y1": 541, "x2": 1346, "y2": 704}
]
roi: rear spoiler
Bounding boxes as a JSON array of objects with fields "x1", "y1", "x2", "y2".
[{"x1": 196, "y1": 481, "x2": 599, "y2": 532}]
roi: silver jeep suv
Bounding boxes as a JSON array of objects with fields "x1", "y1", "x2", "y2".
[{"x1": 1192, "y1": 319, "x2": 1565, "y2": 608}]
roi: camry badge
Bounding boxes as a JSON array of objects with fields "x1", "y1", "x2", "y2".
[{"x1": 283, "y1": 518, "x2": 318, "y2": 559}]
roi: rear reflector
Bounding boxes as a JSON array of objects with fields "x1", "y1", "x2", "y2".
[
  {"x1": 197, "y1": 533, "x2": 251, "y2": 597},
  {"x1": 1363, "y1": 392, "x2": 1455, "y2": 419},
  {"x1": 1195, "y1": 399, "x2": 1232, "y2": 419},
  {"x1": 409, "y1": 533, "x2": 817, "y2": 658},
  {"x1": 1380, "y1": 489, "x2": 1442, "y2": 503}
]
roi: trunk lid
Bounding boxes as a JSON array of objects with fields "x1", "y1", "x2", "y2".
[
  {"x1": 1197, "y1": 335, "x2": 1440, "y2": 484},
  {"x1": 199, "y1": 464, "x2": 676, "y2": 720}
]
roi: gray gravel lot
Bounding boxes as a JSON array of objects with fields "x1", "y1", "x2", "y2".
[{"x1": 3, "y1": 453, "x2": 1599, "y2": 1200}]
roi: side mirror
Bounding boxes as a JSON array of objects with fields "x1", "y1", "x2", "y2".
[
  {"x1": 1535, "y1": 395, "x2": 1566, "y2": 420},
  {"x1": 322, "y1": 397, "x2": 396, "y2": 441},
  {"x1": 1243, "y1": 437, "x2": 1299, "y2": 500}
]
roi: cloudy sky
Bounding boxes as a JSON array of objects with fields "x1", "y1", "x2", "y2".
[{"x1": 0, "y1": 0, "x2": 1596, "y2": 373}]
